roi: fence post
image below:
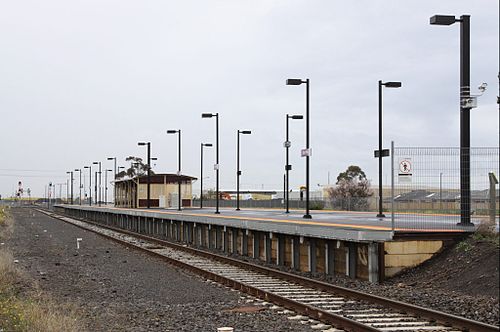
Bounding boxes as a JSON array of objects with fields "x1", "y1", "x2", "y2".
[
  {"x1": 391, "y1": 141, "x2": 395, "y2": 232},
  {"x1": 489, "y1": 172, "x2": 498, "y2": 224}
]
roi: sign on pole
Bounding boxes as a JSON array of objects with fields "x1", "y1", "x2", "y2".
[{"x1": 301, "y1": 148, "x2": 312, "y2": 157}]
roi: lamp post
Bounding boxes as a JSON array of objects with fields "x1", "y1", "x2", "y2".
[
  {"x1": 74, "y1": 169, "x2": 82, "y2": 205},
  {"x1": 84, "y1": 166, "x2": 92, "y2": 205},
  {"x1": 430, "y1": 14, "x2": 472, "y2": 225},
  {"x1": 92, "y1": 161, "x2": 102, "y2": 206},
  {"x1": 138, "y1": 142, "x2": 151, "y2": 208},
  {"x1": 285, "y1": 114, "x2": 303, "y2": 213},
  {"x1": 107, "y1": 157, "x2": 117, "y2": 178},
  {"x1": 286, "y1": 78, "x2": 311, "y2": 219},
  {"x1": 167, "y1": 130, "x2": 182, "y2": 211},
  {"x1": 105, "y1": 169, "x2": 112, "y2": 205},
  {"x1": 107, "y1": 157, "x2": 117, "y2": 205},
  {"x1": 66, "y1": 171, "x2": 74, "y2": 204},
  {"x1": 376, "y1": 80, "x2": 401, "y2": 218},
  {"x1": 200, "y1": 143, "x2": 213, "y2": 209},
  {"x1": 117, "y1": 166, "x2": 125, "y2": 206},
  {"x1": 202, "y1": 113, "x2": 220, "y2": 214},
  {"x1": 236, "y1": 130, "x2": 252, "y2": 211}
]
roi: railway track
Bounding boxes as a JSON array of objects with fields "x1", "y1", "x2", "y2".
[{"x1": 38, "y1": 209, "x2": 499, "y2": 332}]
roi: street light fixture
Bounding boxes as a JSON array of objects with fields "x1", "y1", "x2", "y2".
[
  {"x1": 83, "y1": 166, "x2": 92, "y2": 205},
  {"x1": 236, "y1": 130, "x2": 252, "y2": 211},
  {"x1": 167, "y1": 130, "x2": 182, "y2": 211},
  {"x1": 66, "y1": 171, "x2": 74, "y2": 204},
  {"x1": 285, "y1": 114, "x2": 303, "y2": 213},
  {"x1": 74, "y1": 169, "x2": 82, "y2": 205},
  {"x1": 376, "y1": 80, "x2": 401, "y2": 218},
  {"x1": 200, "y1": 143, "x2": 213, "y2": 209},
  {"x1": 104, "y1": 169, "x2": 113, "y2": 205},
  {"x1": 92, "y1": 161, "x2": 102, "y2": 206},
  {"x1": 138, "y1": 142, "x2": 151, "y2": 208},
  {"x1": 430, "y1": 14, "x2": 472, "y2": 226},
  {"x1": 202, "y1": 113, "x2": 220, "y2": 214},
  {"x1": 286, "y1": 78, "x2": 312, "y2": 219}
]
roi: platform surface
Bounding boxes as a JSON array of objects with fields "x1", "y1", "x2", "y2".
[{"x1": 57, "y1": 204, "x2": 489, "y2": 242}]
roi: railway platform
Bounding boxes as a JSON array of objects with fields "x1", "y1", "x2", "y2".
[{"x1": 54, "y1": 205, "x2": 476, "y2": 282}]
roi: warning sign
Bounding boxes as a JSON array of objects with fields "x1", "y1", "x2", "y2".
[{"x1": 398, "y1": 158, "x2": 412, "y2": 183}]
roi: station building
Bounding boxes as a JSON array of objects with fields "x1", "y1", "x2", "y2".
[{"x1": 114, "y1": 173, "x2": 197, "y2": 208}]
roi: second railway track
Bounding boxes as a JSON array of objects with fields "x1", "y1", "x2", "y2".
[{"x1": 38, "y1": 209, "x2": 499, "y2": 332}]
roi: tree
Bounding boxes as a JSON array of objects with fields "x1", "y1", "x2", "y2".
[
  {"x1": 115, "y1": 156, "x2": 155, "y2": 179},
  {"x1": 326, "y1": 165, "x2": 373, "y2": 211}
]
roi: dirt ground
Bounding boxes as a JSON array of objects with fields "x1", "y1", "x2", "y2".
[
  {"x1": 4, "y1": 207, "x2": 312, "y2": 331},
  {"x1": 5, "y1": 206, "x2": 499, "y2": 329},
  {"x1": 387, "y1": 235, "x2": 499, "y2": 298}
]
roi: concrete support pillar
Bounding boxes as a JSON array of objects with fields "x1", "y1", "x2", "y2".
[
  {"x1": 368, "y1": 242, "x2": 379, "y2": 283},
  {"x1": 253, "y1": 231, "x2": 260, "y2": 259},
  {"x1": 223, "y1": 226, "x2": 229, "y2": 253},
  {"x1": 216, "y1": 226, "x2": 222, "y2": 250},
  {"x1": 277, "y1": 234, "x2": 285, "y2": 266},
  {"x1": 326, "y1": 240, "x2": 335, "y2": 275},
  {"x1": 232, "y1": 228, "x2": 238, "y2": 254},
  {"x1": 242, "y1": 230, "x2": 248, "y2": 256},
  {"x1": 186, "y1": 223, "x2": 192, "y2": 244},
  {"x1": 347, "y1": 242, "x2": 357, "y2": 279},
  {"x1": 208, "y1": 225, "x2": 213, "y2": 249},
  {"x1": 309, "y1": 238, "x2": 317, "y2": 273},
  {"x1": 265, "y1": 233, "x2": 272, "y2": 263},
  {"x1": 176, "y1": 222, "x2": 181, "y2": 241},
  {"x1": 193, "y1": 224, "x2": 197, "y2": 246},
  {"x1": 292, "y1": 237, "x2": 301, "y2": 270}
]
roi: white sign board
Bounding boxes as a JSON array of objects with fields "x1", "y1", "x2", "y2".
[
  {"x1": 301, "y1": 148, "x2": 312, "y2": 157},
  {"x1": 398, "y1": 158, "x2": 412, "y2": 183}
]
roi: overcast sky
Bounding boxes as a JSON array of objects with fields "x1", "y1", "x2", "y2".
[{"x1": 0, "y1": 0, "x2": 498, "y2": 198}]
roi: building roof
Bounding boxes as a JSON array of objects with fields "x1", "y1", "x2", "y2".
[
  {"x1": 114, "y1": 173, "x2": 197, "y2": 184},
  {"x1": 219, "y1": 190, "x2": 277, "y2": 195}
]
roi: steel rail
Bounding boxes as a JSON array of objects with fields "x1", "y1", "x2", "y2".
[{"x1": 40, "y1": 209, "x2": 499, "y2": 332}]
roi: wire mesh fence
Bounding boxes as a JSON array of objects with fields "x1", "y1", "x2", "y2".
[
  {"x1": 193, "y1": 145, "x2": 498, "y2": 233},
  {"x1": 391, "y1": 146, "x2": 499, "y2": 231}
]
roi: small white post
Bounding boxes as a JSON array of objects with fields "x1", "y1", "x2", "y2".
[{"x1": 76, "y1": 238, "x2": 82, "y2": 249}]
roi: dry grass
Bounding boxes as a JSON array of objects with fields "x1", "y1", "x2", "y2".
[
  {"x1": 0, "y1": 206, "x2": 13, "y2": 238},
  {"x1": 474, "y1": 217, "x2": 499, "y2": 247},
  {"x1": 0, "y1": 209, "x2": 82, "y2": 332}
]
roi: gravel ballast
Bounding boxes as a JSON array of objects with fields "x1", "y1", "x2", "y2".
[{"x1": 6, "y1": 208, "x2": 314, "y2": 331}]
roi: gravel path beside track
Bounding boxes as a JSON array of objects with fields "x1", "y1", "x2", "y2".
[{"x1": 5, "y1": 208, "x2": 313, "y2": 331}]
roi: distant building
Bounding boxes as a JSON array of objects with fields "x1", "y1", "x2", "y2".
[
  {"x1": 114, "y1": 173, "x2": 196, "y2": 208},
  {"x1": 218, "y1": 190, "x2": 277, "y2": 200}
]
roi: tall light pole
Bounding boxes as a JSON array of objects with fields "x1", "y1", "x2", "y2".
[
  {"x1": 107, "y1": 157, "x2": 117, "y2": 205},
  {"x1": 138, "y1": 142, "x2": 151, "y2": 208},
  {"x1": 92, "y1": 161, "x2": 102, "y2": 206},
  {"x1": 236, "y1": 130, "x2": 252, "y2": 211},
  {"x1": 376, "y1": 80, "x2": 401, "y2": 218},
  {"x1": 84, "y1": 166, "x2": 92, "y2": 205},
  {"x1": 107, "y1": 157, "x2": 117, "y2": 178},
  {"x1": 286, "y1": 78, "x2": 311, "y2": 219},
  {"x1": 167, "y1": 130, "x2": 182, "y2": 211},
  {"x1": 200, "y1": 143, "x2": 213, "y2": 209},
  {"x1": 202, "y1": 113, "x2": 220, "y2": 214},
  {"x1": 66, "y1": 171, "x2": 74, "y2": 204},
  {"x1": 74, "y1": 169, "x2": 82, "y2": 205},
  {"x1": 430, "y1": 14, "x2": 472, "y2": 225},
  {"x1": 105, "y1": 169, "x2": 112, "y2": 205},
  {"x1": 117, "y1": 166, "x2": 125, "y2": 206},
  {"x1": 285, "y1": 114, "x2": 303, "y2": 213}
]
